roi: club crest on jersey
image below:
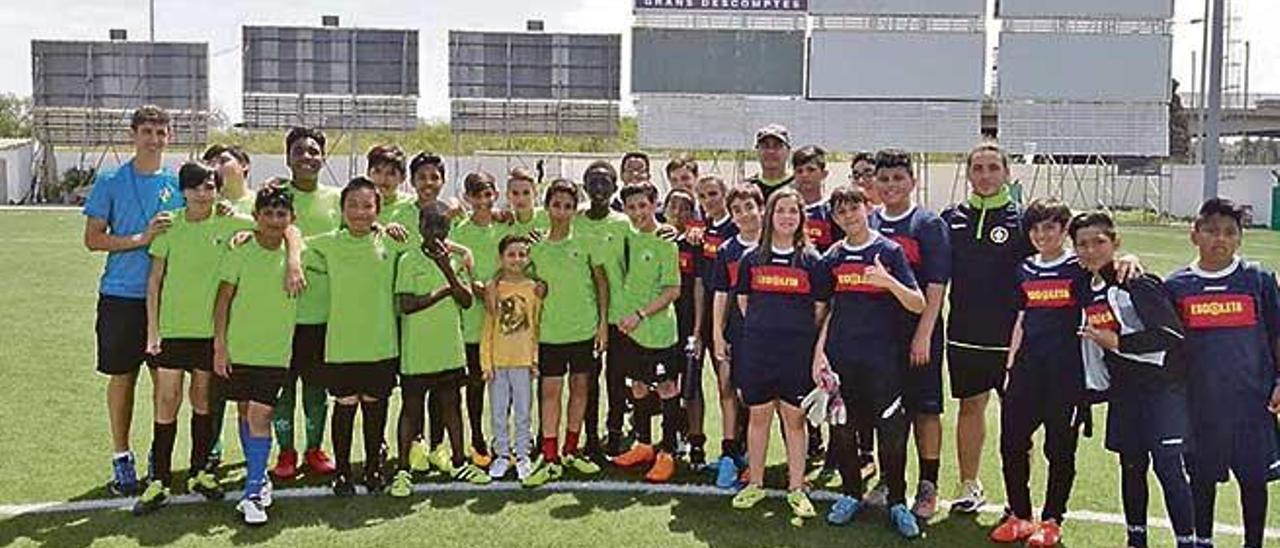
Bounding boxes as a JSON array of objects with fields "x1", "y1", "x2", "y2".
[
  {"x1": 750, "y1": 265, "x2": 811, "y2": 294},
  {"x1": 990, "y1": 226, "x2": 1009, "y2": 244},
  {"x1": 1179, "y1": 293, "x2": 1258, "y2": 329},
  {"x1": 1022, "y1": 279, "x2": 1074, "y2": 308},
  {"x1": 1084, "y1": 303, "x2": 1119, "y2": 331},
  {"x1": 158, "y1": 186, "x2": 173, "y2": 204},
  {"x1": 806, "y1": 221, "x2": 832, "y2": 247},
  {"x1": 833, "y1": 263, "x2": 885, "y2": 293}
]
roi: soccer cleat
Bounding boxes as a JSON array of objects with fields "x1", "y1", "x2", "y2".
[
  {"x1": 644, "y1": 452, "x2": 676, "y2": 483},
  {"x1": 787, "y1": 489, "x2": 817, "y2": 519},
  {"x1": 563, "y1": 454, "x2": 602, "y2": 475},
  {"x1": 912, "y1": 480, "x2": 939, "y2": 520},
  {"x1": 715, "y1": 456, "x2": 740, "y2": 489},
  {"x1": 187, "y1": 470, "x2": 225, "y2": 501},
  {"x1": 389, "y1": 470, "x2": 414, "y2": 498},
  {"x1": 363, "y1": 467, "x2": 387, "y2": 494},
  {"x1": 1028, "y1": 519, "x2": 1062, "y2": 547},
  {"x1": 489, "y1": 456, "x2": 511, "y2": 480},
  {"x1": 688, "y1": 445, "x2": 707, "y2": 471},
  {"x1": 521, "y1": 457, "x2": 560, "y2": 488},
  {"x1": 888, "y1": 503, "x2": 922, "y2": 539},
  {"x1": 271, "y1": 449, "x2": 298, "y2": 480},
  {"x1": 428, "y1": 445, "x2": 453, "y2": 475},
  {"x1": 109, "y1": 453, "x2": 141, "y2": 497},
  {"x1": 582, "y1": 440, "x2": 608, "y2": 466},
  {"x1": 732, "y1": 484, "x2": 766, "y2": 509},
  {"x1": 952, "y1": 479, "x2": 986, "y2": 514},
  {"x1": 612, "y1": 443, "x2": 656, "y2": 468},
  {"x1": 864, "y1": 481, "x2": 889, "y2": 507},
  {"x1": 408, "y1": 440, "x2": 431, "y2": 473},
  {"x1": 236, "y1": 495, "x2": 268, "y2": 526},
  {"x1": 515, "y1": 456, "x2": 534, "y2": 481},
  {"x1": 453, "y1": 463, "x2": 493, "y2": 485},
  {"x1": 990, "y1": 515, "x2": 1037, "y2": 543},
  {"x1": 131, "y1": 480, "x2": 169, "y2": 516},
  {"x1": 470, "y1": 447, "x2": 492, "y2": 469},
  {"x1": 827, "y1": 495, "x2": 863, "y2": 525},
  {"x1": 303, "y1": 447, "x2": 336, "y2": 476},
  {"x1": 332, "y1": 472, "x2": 356, "y2": 497}
]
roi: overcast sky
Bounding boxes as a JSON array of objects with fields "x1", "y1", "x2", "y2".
[{"x1": 0, "y1": 0, "x2": 1274, "y2": 121}]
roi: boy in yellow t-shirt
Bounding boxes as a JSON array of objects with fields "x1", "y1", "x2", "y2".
[{"x1": 481, "y1": 234, "x2": 545, "y2": 480}]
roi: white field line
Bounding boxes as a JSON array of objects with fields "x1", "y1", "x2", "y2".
[{"x1": 0, "y1": 480, "x2": 1274, "y2": 539}]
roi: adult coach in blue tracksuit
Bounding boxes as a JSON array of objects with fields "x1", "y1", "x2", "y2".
[{"x1": 82, "y1": 105, "x2": 185, "y2": 496}]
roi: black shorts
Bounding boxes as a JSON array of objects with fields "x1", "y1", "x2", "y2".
[
  {"x1": 616, "y1": 335, "x2": 681, "y2": 386},
  {"x1": 903, "y1": 324, "x2": 945, "y2": 415},
  {"x1": 737, "y1": 333, "x2": 814, "y2": 408},
  {"x1": 400, "y1": 368, "x2": 468, "y2": 399},
  {"x1": 290, "y1": 324, "x2": 326, "y2": 384},
  {"x1": 538, "y1": 340, "x2": 596, "y2": 377},
  {"x1": 324, "y1": 359, "x2": 397, "y2": 399},
  {"x1": 149, "y1": 338, "x2": 213, "y2": 371},
  {"x1": 946, "y1": 343, "x2": 1007, "y2": 399},
  {"x1": 465, "y1": 344, "x2": 484, "y2": 383},
  {"x1": 220, "y1": 365, "x2": 290, "y2": 406},
  {"x1": 95, "y1": 295, "x2": 147, "y2": 375}
]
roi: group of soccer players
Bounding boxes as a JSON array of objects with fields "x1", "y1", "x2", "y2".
[{"x1": 82, "y1": 106, "x2": 1278, "y2": 546}]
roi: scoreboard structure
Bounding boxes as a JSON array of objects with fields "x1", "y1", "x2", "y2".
[
  {"x1": 448, "y1": 28, "x2": 622, "y2": 136},
  {"x1": 241, "y1": 21, "x2": 419, "y2": 131},
  {"x1": 31, "y1": 39, "x2": 209, "y2": 146},
  {"x1": 995, "y1": 0, "x2": 1173, "y2": 156}
]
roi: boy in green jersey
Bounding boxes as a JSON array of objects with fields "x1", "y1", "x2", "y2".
[
  {"x1": 506, "y1": 167, "x2": 549, "y2": 238},
  {"x1": 449, "y1": 171, "x2": 509, "y2": 468},
  {"x1": 609, "y1": 182, "x2": 683, "y2": 484},
  {"x1": 522, "y1": 179, "x2": 610, "y2": 487},
  {"x1": 367, "y1": 144, "x2": 417, "y2": 225},
  {"x1": 272, "y1": 127, "x2": 339, "y2": 480},
  {"x1": 577, "y1": 161, "x2": 632, "y2": 458},
  {"x1": 211, "y1": 186, "x2": 298, "y2": 526},
  {"x1": 389, "y1": 201, "x2": 491, "y2": 496},
  {"x1": 303, "y1": 177, "x2": 408, "y2": 495},
  {"x1": 134, "y1": 161, "x2": 253, "y2": 515},
  {"x1": 203, "y1": 144, "x2": 254, "y2": 215}
]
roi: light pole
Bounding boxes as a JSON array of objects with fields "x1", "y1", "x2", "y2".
[{"x1": 1203, "y1": 0, "x2": 1225, "y2": 199}]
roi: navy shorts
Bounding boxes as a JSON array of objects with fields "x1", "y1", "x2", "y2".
[
  {"x1": 1188, "y1": 392, "x2": 1277, "y2": 484},
  {"x1": 150, "y1": 338, "x2": 214, "y2": 372},
  {"x1": 95, "y1": 295, "x2": 148, "y2": 375},
  {"x1": 1105, "y1": 382, "x2": 1192, "y2": 458},
  {"x1": 736, "y1": 332, "x2": 814, "y2": 407},
  {"x1": 903, "y1": 323, "x2": 945, "y2": 415},
  {"x1": 830, "y1": 351, "x2": 905, "y2": 423}
]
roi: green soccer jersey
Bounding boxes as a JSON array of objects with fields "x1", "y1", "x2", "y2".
[
  {"x1": 620, "y1": 228, "x2": 680, "y2": 349},
  {"x1": 530, "y1": 232, "x2": 601, "y2": 344},
  {"x1": 395, "y1": 249, "x2": 467, "y2": 375},
  {"x1": 225, "y1": 193, "x2": 255, "y2": 216},
  {"x1": 219, "y1": 237, "x2": 297, "y2": 368},
  {"x1": 509, "y1": 208, "x2": 550, "y2": 237},
  {"x1": 288, "y1": 183, "x2": 341, "y2": 325},
  {"x1": 574, "y1": 210, "x2": 631, "y2": 324},
  {"x1": 303, "y1": 228, "x2": 408, "y2": 364},
  {"x1": 378, "y1": 192, "x2": 417, "y2": 226},
  {"x1": 450, "y1": 217, "x2": 507, "y2": 344},
  {"x1": 149, "y1": 209, "x2": 254, "y2": 339}
]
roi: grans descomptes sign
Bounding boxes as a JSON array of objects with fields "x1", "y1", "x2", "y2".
[{"x1": 634, "y1": 0, "x2": 807, "y2": 12}]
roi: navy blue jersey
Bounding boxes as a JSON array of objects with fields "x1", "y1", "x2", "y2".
[
  {"x1": 822, "y1": 235, "x2": 918, "y2": 358},
  {"x1": 804, "y1": 200, "x2": 844, "y2": 254},
  {"x1": 871, "y1": 205, "x2": 951, "y2": 286},
  {"x1": 675, "y1": 233, "x2": 701, "y2": 342},
  {"x1": 736, "y1": 245, "x2": 833, "y2": 341},
  {"x1": 1165, "y1": 259, "x2": 1280, "y2": 405},
  {"x1": 1015, "y1": 253, "x2": 1087, "y2": 357},
  {"x1": 942, "y1": 200, "x2": 1035, "y2": 349},
  {"x1": 1080, "y1": 273, "x2": 1186, "y2": 395},
  {"x1": 708, "y1": 235, "x2": 756, "y2": 342}
]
